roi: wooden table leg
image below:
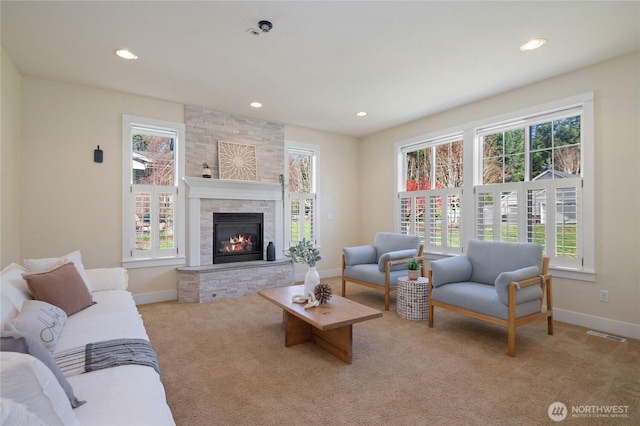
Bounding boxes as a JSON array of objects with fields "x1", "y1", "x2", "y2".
[
  {"x1": 312, "y1": 325, "x2": 353, "y2": 364},
  {"x1": 284, "y1": 311, "x2": 312, "y2": 347},
  {"x1": 282, "y1": 310, "x2": 354, "y2": 364}
]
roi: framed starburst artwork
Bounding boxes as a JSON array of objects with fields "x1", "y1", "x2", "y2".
[{"x1": 217, "y1": 141, "x2": 258, "y2": 181}]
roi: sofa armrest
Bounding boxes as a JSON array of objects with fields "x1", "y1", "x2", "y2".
[
  {"x1": 377, "y1": 249, "x2": 418, "y2": 272},
  {"x1": 343, "y1": 245, "x2": 377, "y2": 266},
  {"x1": 85, "y1": 268, "x2": 128, "y2": 292},
  {"x1": 429, "y1": 255, "x2": 472, "y2": 287},
  {"x1": 494, "y1": 266, "x2": 541, "y2": 305}
]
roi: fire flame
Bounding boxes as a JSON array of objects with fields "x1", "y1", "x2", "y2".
[{"x1": 221, "y1": 234, "x2": 254, "y2": 253}]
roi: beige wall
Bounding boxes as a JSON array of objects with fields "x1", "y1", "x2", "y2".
[
  {"x1": 18, "y1": 77, "x2": 184, "y2": 296},
  {"x1": 285, "y1": 125, "x2": 360, "y2": 277},
  {"x1": 8, "y1": 74, "x2": 360, "y2": 295},
  {"x1": 359, "y1": 53, "x2": 640, "y2": 333},
  {"x1": 1, "y1": 49, "x2": 22, "y2": 266}
]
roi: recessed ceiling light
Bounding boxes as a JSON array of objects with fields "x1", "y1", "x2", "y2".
[
  {"x1": 115, "y1": 49, "x2": 138, "y2": 60},
  {"x1": 250, "y1": 102, "x2": 262, "y2": 108},
  {"x1": 355, "y1": 111, "x2": 368, "y2": 117},
  {"x1": 520, "y1": 38, "x2": 547, "y2": 51}
]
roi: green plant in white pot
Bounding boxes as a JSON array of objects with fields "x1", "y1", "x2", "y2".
[
  {"x1": 202, "y1": 162, "x2": 211, "y2": 178},
  {"x1": 286, "y1": 239, "x2": 322, "y2": 296},
  {"x1": 406, "y1": 257, "x2": 422, "y2": 280}
]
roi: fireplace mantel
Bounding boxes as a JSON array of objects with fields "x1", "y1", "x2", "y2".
[
  {"x1": 183, "y1": 177, "x2": 282, "y2": 201},
  {"x1": 183, "y1": 177, "x2": 284, "y2": 267}
]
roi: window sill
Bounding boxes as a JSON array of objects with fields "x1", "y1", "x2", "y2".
[
  {"x1": 122, "y1": 257, "x2": 186, "y2": 269},
  {"x1": 549, "y1": 267, "x2": 595, "y2": 282}
]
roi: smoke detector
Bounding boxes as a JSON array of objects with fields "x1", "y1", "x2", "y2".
[{"x1": 258, "y1": 20, "x2": 273, "y2": 33}]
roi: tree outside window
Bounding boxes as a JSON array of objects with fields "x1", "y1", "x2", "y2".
[
  {"x1": 401, "y1": 138, "x2": 463, "y2": 253},
  {"x1": 132, "y1": 133, "x2": 175, "y2": 252},
  {"x1": 477, "y1": 113, "x2": 582, "y2": 263}
]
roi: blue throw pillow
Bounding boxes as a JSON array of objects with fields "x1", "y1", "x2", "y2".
[
  {"x1": 430, "y1": 256, "x2": 472, "y2": 287},
  {"x1": 343, "y1": 245, "x2": 377, "y2": 266},
  {"x1": 377, "y1": 249, "x2": 418, "y2": 272},
  {"x1": 494, "y1": 266, "x2": 541, "y2": 305}
]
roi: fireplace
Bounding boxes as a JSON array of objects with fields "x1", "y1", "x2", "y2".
[{"x1": 212, "y1": 213, "x2": 264, "y2": 264}]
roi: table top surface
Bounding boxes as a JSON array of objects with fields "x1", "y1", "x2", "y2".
[{"x1": 258, "y1": 285, "x2": 383, "y2": 330}]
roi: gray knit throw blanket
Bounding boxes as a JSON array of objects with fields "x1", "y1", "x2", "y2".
[{"x1": 53, "y1": 338, "x2": 160, "y2": 377}]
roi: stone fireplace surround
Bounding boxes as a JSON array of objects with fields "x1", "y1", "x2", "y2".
[{"x1": 177, "y1": 177, "x2": 294, "y2": 303}]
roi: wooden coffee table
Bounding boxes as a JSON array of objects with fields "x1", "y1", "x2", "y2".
[{"x1": 258, "y1": 285, "x2": 382, "y2": 364}]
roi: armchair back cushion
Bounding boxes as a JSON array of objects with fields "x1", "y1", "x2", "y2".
[
  {"x1": 467, "y1": 240, "x2": 542, "y2": 285},
  {"x1": 373, "y1": 233, "x2": 420, "y2": 262}
]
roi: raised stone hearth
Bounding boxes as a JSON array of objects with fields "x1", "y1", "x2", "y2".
[{"x1": 177, "y1": 259, "x2": 293, "y2": 303}]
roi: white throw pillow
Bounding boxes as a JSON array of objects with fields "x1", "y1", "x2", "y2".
[
  {"x1": 1, "y1": 397, "x2": 47, "y2": 426},
  {"x1": 6, "y1": 300, "x2": 67, "y2": 352},
  {"x1": 0, "y1": 352, "x2": 79, "y2": 426},
  {"x1": 1, "y1": 263, "x2": 33, "y2": 324},
  {"x1": 24, "y1": 250, "x2": 93, "y2": 292}
]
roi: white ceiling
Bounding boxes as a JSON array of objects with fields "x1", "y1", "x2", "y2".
[{"x1": 2, "y1": 1, "x2": 639, "y2": 138}]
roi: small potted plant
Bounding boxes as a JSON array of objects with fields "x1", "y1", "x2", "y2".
[
  {"x1": 202, "y1": 162, "x2": 211, "y2": 178},
  {"x1": 406, "y1": 257, "x2": 422, "y2": 280}
]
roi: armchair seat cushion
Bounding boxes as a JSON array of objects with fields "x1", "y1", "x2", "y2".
[
  {"x1": 431, "y1": 282, "x2": 542, "y2": 320},
  {"x1": 343, "y1": 264, "x2": 407, "y2": 287}
]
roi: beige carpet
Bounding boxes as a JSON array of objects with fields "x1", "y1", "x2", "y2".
[{"x1": 138, "y1": 278, "x2": 639, "y2": 425}]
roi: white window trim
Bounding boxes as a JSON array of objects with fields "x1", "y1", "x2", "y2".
[
  {"x1": 122, "y1": 115, "x2": 186, "y2": 268},
  {"x1": 397, "y1": 133, "x2": 464, "y2": 255},
  {"x1": 284, "y1": 140, "x2": 320, "y2": 249},
  {"x1": 395, "y1": 92, "x2": 595, "y2": 281}
]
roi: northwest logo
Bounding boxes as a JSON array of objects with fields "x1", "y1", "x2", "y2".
[{"x1": 548, "y1": 402, "x2": 568, "y2": 421}]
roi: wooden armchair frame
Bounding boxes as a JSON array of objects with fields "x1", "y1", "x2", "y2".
[
  {"x1": 428, "y1": 257, "x2": 553, "y2": 357},
  {"x1": 342, "y1": 245, "x2": 424, "y2": 311}
]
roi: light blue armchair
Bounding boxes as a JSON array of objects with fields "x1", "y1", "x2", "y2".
[
  {"x1": 428, "y1": 240, "x2": 553, "y2": 356},
  {"x1": 342, "y1": 232, "x2": 423, "y2": 311}
]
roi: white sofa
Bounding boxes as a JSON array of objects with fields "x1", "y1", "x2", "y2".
[{"x1": 1, "y1": 259, "x2": 175, "y2": 425}]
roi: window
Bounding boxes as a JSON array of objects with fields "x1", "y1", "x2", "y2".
[
  {"x1": 122, "y1": 115, "x2": 185, "y2": 268},
  {"x1": 395, "y1": 93, "x2": 594, "y2": 279},
  {"x1": 285, "y1": 142, "x2": 318, "y2": 247},
  {"x1": 475, "y1": 109, "x2": 583, "y2": 269},
  {"x1": 398, "y1": 135, "x2": 463, "y2": 254}
]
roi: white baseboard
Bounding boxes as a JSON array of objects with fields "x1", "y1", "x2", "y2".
[
  {"x1": 134, "y1": 290, "x2": 177, "y2": 305},
  {"x1": 553, "y1": 308, "x2": 640, "y2": 340}
]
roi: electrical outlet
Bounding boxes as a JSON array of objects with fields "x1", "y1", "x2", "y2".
[{"x1": 599, "y1": 290, "x2": 609, "y2": 303}]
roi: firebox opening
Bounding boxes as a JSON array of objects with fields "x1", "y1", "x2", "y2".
[{"x1": 212, "y1": 213, "x2": 264, "y2": 264}]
